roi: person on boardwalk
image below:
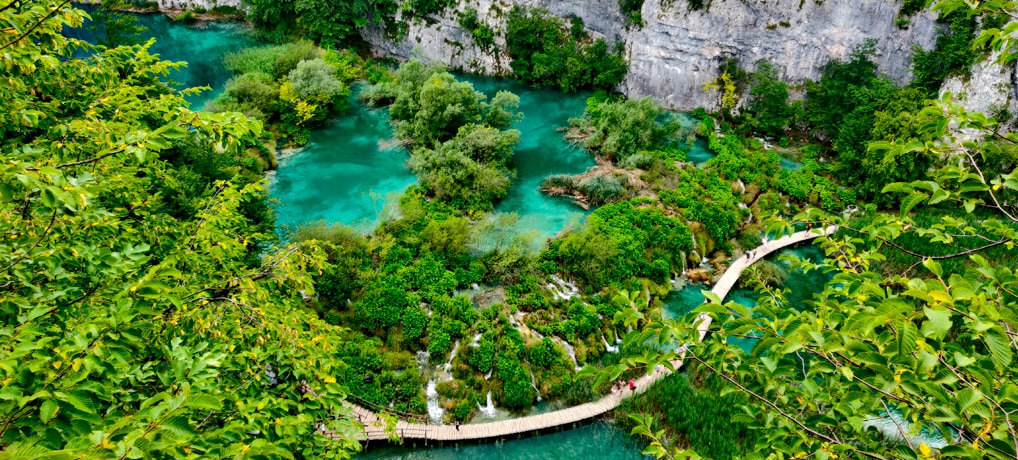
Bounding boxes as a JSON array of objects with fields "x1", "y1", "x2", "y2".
[
  {"x1": 455, "y1": 420, "x2": 460, "y2": 431},
  {"x1": 628, "y1": 379, "x2": 636, "y2": 393}
]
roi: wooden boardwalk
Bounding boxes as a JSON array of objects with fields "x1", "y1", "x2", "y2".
[{"x1": 349, "y1": 226, "x2": 837, "y2": 442}]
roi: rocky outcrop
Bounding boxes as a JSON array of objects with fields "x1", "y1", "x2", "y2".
[
  {"x1": 362, "y1": 0, "x2": 940, "y2": 110},
  {"x1": 625, "y1": 0, "x2": 939, "y2": 109},
  {"x1": 360, "y1": 0, "x2": 626, "y2": 75},
  {"x1": 939, "y1": 52, "x2": 1018, "y2": 131}
]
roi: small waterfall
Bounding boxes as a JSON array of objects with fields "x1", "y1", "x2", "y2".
[
  {"x1": 555, "y1": 337, "x2": 582, "y2": 371},
  {"x1": 546, "y1": 275, "x2": 580, "y2": 302},
  {"x1": 484, "y1": 368, "x2": 493, "y2": 380},
  {"x1": 470, "y1": 333, "x2": 483, "y2": 347},
  {"x1": 529, "y1": 368, "x2": 542, "y2": 402},
  {"x1": 415, "y1": 351, "x2": 430, "y2": 368},
  {"x1": 477, "y1": 391, "x2": 497, "y2": 418},
  {"x1": 736, "y1": 179, "x2": 746, "y2": 194},
  {"x1": 426, "y1": 380, "x2": 444, "y2": 424},
  {"x1": 443, "y1": 341, "x2": 460, "y2": 372},
  {"x1": 602, "y1": 335, "x2": 619, "y2": 353}
]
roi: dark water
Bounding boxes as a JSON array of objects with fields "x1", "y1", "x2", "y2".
[
  {"x1": 357, "y1": 423, "x2": 648, "y2": 459},
  {"x1": 64, "y1": 6, "x2": 260, "y2": 109}
]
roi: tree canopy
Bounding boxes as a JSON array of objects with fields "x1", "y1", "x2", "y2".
[
  {"x1": 0, "y1": 2, "x2": 361, "y2": 456},
  {"x1": 614, "y1": 1, "x2": 1018, "y2": 458}
]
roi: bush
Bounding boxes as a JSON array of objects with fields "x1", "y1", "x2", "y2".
[
  {"x1": 224, "y1": 42, "x2": 320, "y2": 80},
  {"x1": 505, "y1": 6, "x2": 628, "y2": 92},
  {"x1": 287, "y1": 58, "x2": 347, "y2": 105}
]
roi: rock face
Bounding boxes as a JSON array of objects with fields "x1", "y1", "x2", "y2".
[
  {"x1": 625, "y1": 0, "x2": 939, "y2": 109},
  {"x1": 360, "y1": 0, "x2": 626, "y2": 75},
  {"x1": 362, "y1": 0, "x2": 940, "y2": 110},
  {"x1": 939, "y1": 52, "x2": 1018, "y2": 131}
]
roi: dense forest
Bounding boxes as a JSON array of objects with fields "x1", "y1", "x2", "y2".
[{"x1": 2, "y1": 0, "x2": 1018, "y2": 458}]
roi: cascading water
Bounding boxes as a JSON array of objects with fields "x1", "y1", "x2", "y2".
[
  {"x1": 443, "y1": 341, "x2": 460, "y2": 372},
  {"x1": 546, "y1": 275, "x2": 580, "y2": 302},
  {"x1": 426, "y1": 380, "x2": 444, "y2": 424},
  {"x1": 477, "y1": 391, "x2": 498, "y2": 418},
  {"x1": 528, "y1": 368, "x2": 543, "y2": 402},
  {"x1": 555, "y1": 337, "x2": 582, "y2": 371},
  {"x1": 470, "y1": 333, "x2": 483, "y2": 347},
  {"x1": 602, "y1": 335, "x2": 619, "y2": 353}
]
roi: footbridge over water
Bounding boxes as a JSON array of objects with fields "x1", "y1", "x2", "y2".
[{"x1": 346, "y1": 226, "x2": 838, "y2": 442}]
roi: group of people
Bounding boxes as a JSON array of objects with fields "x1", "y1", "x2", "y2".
[{"x1": 610, "y1": 379, "x2": 637, "y2": 396}]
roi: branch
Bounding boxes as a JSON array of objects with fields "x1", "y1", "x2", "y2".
[
  {"x1": 838, "y1": 225, "x2": 1011, "y2": 261},
  {"x1": 1, "y1": 208, "x2": 57, "y2": 274},
  {"x1": 688, "y1": 354, "x2": 887, "y2": 459},
  {"x1": 0, "y1": 0, "x2": 74, "y2": 52},
  {"x1": 24, "y1": 148, "x2": 127, "y2": 172}
]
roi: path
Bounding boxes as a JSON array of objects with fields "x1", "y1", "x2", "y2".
[{"x1": 346, "y1": 226, "x2": 838, "y2": 442}]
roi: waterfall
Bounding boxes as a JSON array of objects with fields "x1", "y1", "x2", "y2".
[
  {"x1": 736, "y1": 179, "x2": 746, "y2": 194},
  {"x1": 484, "y1": 368, "x2": 493, "y2": 380},
  {"x1": 477, "y1": 391, "x2": 497, "y2": 418},
  {"x1": 555, "y1": 337, "x2": 582, "y2": 371},
  {"x1": 442, "y1": 341, "x2": 460, "y2": 372},
  {"x1": 602, "y1": 335, "x2": 619, "y2": 353},
  {"x1": 529, "y1": 368, "x2": 543, "y2": 402},
  {"x1": 546, "y1": 275, "x2": 580, "y2": 302},
  {"x1": 415, "y1": 351, "x2": 430, "y2": 368},
  {"x1": 426, "y1": 380, "x2": 444, "y2": 424},
  {"x1": 470, "y1": 333, "x2": 482, "y2": 347}
]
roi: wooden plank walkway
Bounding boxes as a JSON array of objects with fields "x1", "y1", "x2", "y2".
[{"x1": 348, "y1": 226, "x2": 837, "y2": 442}]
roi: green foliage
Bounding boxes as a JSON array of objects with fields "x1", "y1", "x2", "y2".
[
  {"x1": 621, "y1": 372, "x2": 759, "y2": 458},
  {"x1": 911, "y1": 11, "x2": 978, "y2": 96},
  {"x1": 245, "y1": 0, "x2": 402, "y2": 46},
  {"x1": 0, "y1": 3, "x2": 361, "y2": 456},
  {"x1": 553, "y1": 203, "x2": 692, "y2": 289},
  {"x1": 458, "y1": 7, "x2": 495, "y2": 50},
  {"x1": 287, "y1": 58, "x2": 347, "y2": 105},
  {"x1": 528, "y1": 338, "x2": 565, "y2": 368},
  {"x1": 577, "y1": 97, "x2": 684, "y2": 162},
  {"x1": 505, "y1": 6, "x2": 628, "y2": 92},
  {"x1": 742, "y1": 60, "x2": 791, "y2": 138},
  {"x1": 223, "y1": 41, "x2": 320, "y2": 80},
  {"x1": 618, "y1": 0, "x2": 645, "y2": 26},
  {"x1": 87, "y1": 0, "x2": 146, "y2": 48},
  {"x1": 385, "y1": 61, "x2": 522, "y2": 147}
]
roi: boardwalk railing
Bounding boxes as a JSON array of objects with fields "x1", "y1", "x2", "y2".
[{"x1": 347, "y1": 226, "x2": 837, "y2": 443}]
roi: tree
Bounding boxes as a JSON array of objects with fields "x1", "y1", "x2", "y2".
[
  {"x1": 617, "y1": 2, "x2": 1018, "y2": 458},
  {"x1": 0, "y1": 3, "x2": 360, "y2": 456}
]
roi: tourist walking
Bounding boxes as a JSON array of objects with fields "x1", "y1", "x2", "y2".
[
  {"x1": 628, "y1": 379, "x2": 636, "y2": 393},
  {"x1": 455, "y1": 420, "x2": 460, "y2": 431}
]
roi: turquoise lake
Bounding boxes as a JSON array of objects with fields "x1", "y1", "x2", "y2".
[{"x1": 67, "y1": 10, "x2": 647, "y2": 458}]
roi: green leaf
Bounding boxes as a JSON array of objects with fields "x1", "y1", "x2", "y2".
[
  {"x1": 922, "y1": 307, "x2": 952, "y2": 338},
  {"x1": 983, "y1": 328, "x2": 1014, "y2": 370},
  {"x1": 39, "y1": 399, "x2": 59, "y2": 423},
  {"x1": 897, "y1": 321, "x2": 917, "y2": 358}
]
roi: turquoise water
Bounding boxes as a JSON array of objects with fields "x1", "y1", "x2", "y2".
[
  {"x1": 663, "y1": 244, "x2": 828, "y2": 319},
  {"x1": 461, "y1": 75, "x2": 595, "y2": 239},
  {"x1": 662, "y1": 244, "x2": 829, "y2": 351},
  {"x1": 357, "y1": 423, "x2": 648, "y2": 459},
  {"x1": 65, "y1": 7, "x2": 260, "y2": 109},
  {"x1": 269, "y1": 90, "x2": 417, "y2": 232}
]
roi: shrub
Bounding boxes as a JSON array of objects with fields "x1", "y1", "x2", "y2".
[
  {"x1": 287, "y1": 58, "x2": 347, "y2": 105},
  {"x1": 224, "y1": 42, "x2": 320, "y2": 79}
]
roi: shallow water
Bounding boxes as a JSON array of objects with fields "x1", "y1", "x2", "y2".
[
  {"x1": 663, "y1": 243, "x2": 828, "y2": 319},
  {"x1": 460, "y1": 75, "x2": 595, "y2": 239},
  {"x1": 268, "y1": 90, "x2": 417, "y2": 232},
  {"x1": 65, "y1": 7, "x2": 260, "y2": 109},
  {"x1": 357, "y1": 423, "x2": 648, "y2": 460}
]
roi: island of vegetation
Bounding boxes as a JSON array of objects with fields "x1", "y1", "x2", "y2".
[{"x1": 2, "y1": 0, "x2": 1017, "y2": 459}]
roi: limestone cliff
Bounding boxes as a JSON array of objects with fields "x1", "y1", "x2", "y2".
[
  {"x1": 939, "y1": 52, "x2": 1018, "y2": 130},
  {"x1": 361, "y1": 0, "x2": 940, "y2": 110}
]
